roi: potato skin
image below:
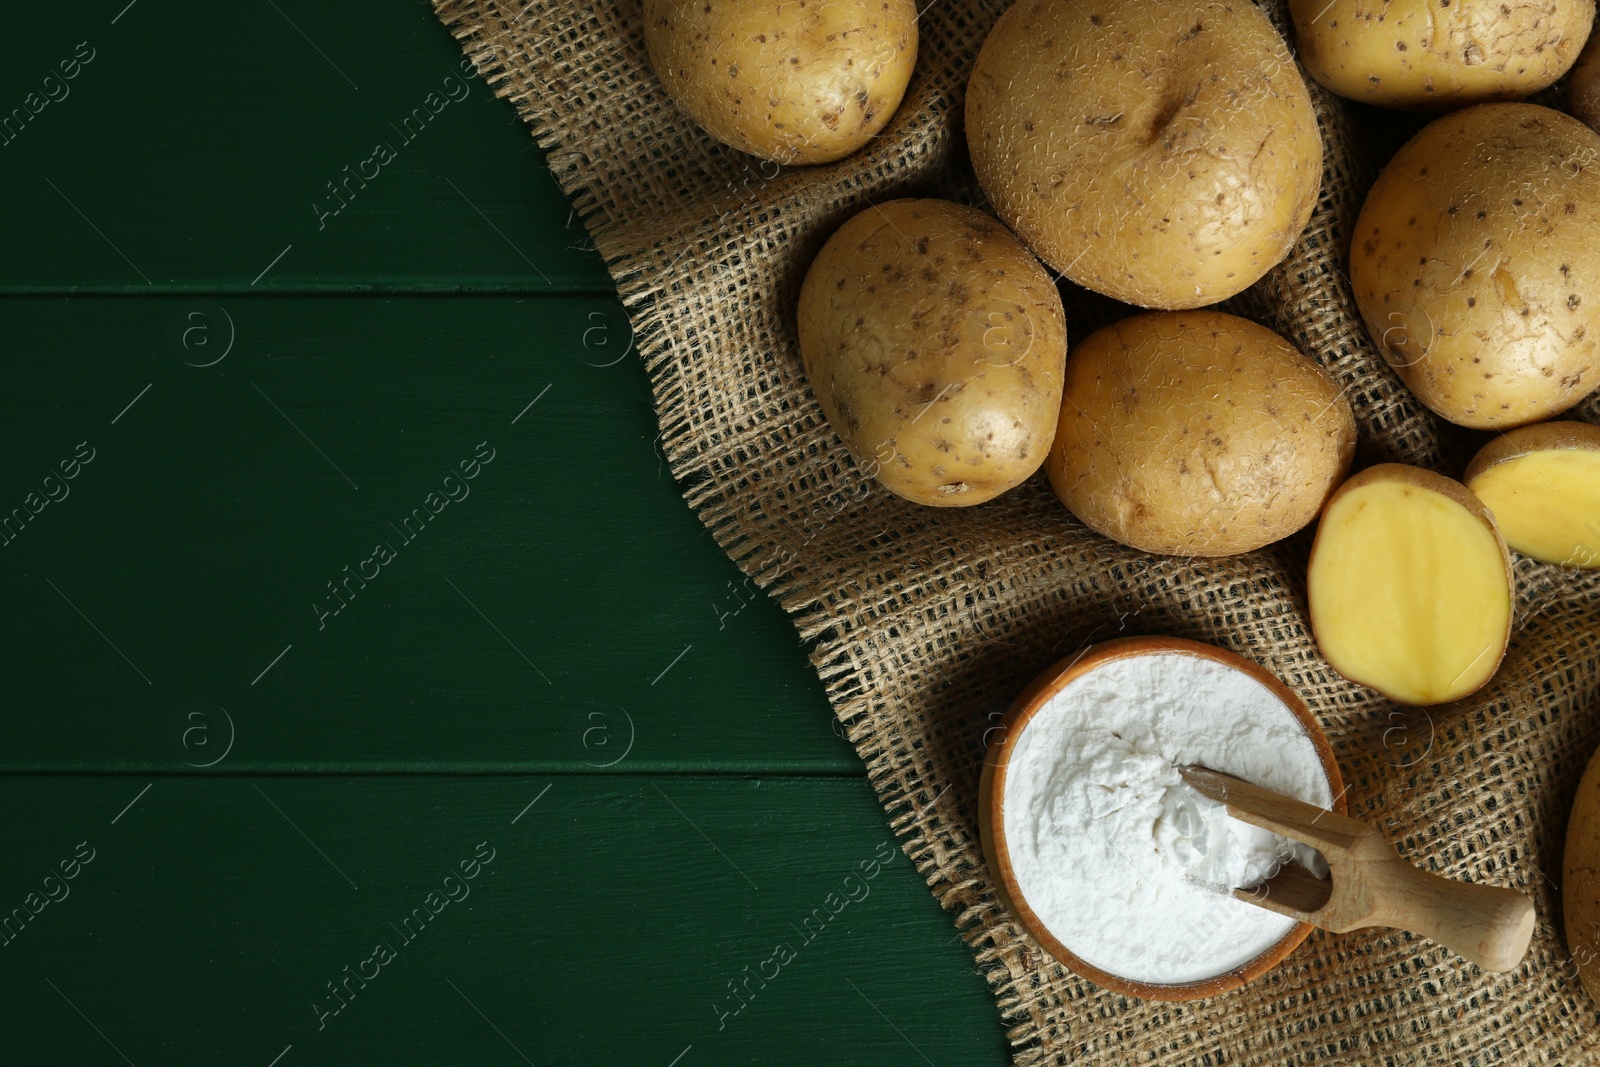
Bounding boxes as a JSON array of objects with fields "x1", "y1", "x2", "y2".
[
  {"x1": 642, "y1": 0, "x2": 917, "y2": 166},
  {"x1": 1289, "y1": 0, "x2": 1593, "y2": 110},
  {"x1": 965, "y1": 0, "x2": 1322, "y2": 309},
  {"x1": 1351, "y1": 103, "x2": 1600, "y2": 429},
  {"x1": 1046, "y1": 311, "x2": 1357, "y2": 556},
  {"x1": 1570, "y1": 30, "x2": 1600, "y2": 131},
  {"x1": 1566, "y1": 743, "x2": 1600, "y2": 1006},
  {"x1": 797, "y1": 200, "x2": 1067, "y2": 507}
]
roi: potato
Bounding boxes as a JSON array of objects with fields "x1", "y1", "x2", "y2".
[
  {"x1": 1351, "y1": 103, "x2": 1600, "y2": 429},
  {"x1": 1464, "y1": 420, "x2": 1600, "y2": 567},
  {"x1": 642, "y1": 0, "x2": 917, "y2": 166},
  {"x1": 1046, "y1": 310, "x2": 1356, "y2": 556},
  {"x1": 1308, "y1": 464, "x2": 1514, "y2": 706},
  {"x1": 796, "y1": 199, "x2": 1067, "y2": 507},
  {"x1": 1289, "y1": 0, "x2": 1593, "y2": 110},
  {"x1": 965, "y1": 0, "x2": 1322, "y2": 309},
  {"x1": 1570, "y1": 29, "x2": 1600, "y2": 131},
  {"x1": 1565, "y1": 742, "x2": 1600, "y2": 1006}
]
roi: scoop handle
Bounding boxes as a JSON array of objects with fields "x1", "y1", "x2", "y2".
[{"x1": 1368, "y1": 860, "x2": 1536, "y2": 972}]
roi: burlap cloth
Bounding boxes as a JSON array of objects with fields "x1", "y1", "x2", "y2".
[{"x1": 432, "y1": 0, "x2": 1600, "y2": 1061}]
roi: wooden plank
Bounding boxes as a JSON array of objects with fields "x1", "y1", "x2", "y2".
[
  {"x1": 0, "y1": 296, "x2": 854, "y2": 771},
  {"x1": 0, "y1": 0, "x2": 610, "y2": 292},
  {"x1": 0, "y1": 775, "x2": 1004, "y2": 1065},
  {"x1": 0, "y1": 5, "x2": 1012, "y2": 1063}
]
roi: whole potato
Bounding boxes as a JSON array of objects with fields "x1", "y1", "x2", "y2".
[
  {"x1": 965, "y1": 0, "x2": 1322, "y2": 309},
  {"x1": 1570, "y1": 29, "x2": 1600, "y2": 131},
  {"x1": 1566, "y1": 742, "x2": 1600, "y2": 1006},
  {"x1": 1290, "y1": 0, "x2": 1593, "y2": 110},
  {"x1": 642, "y1": 0, "x2": 917, "y2": 166},
  {"x1": 1351, "y1": 103, "x2": 1600, "y2": 429},
  {"x1": 797, "y1": 199, "x2": 1067, "y2": 507},
  {"x1": 1047, "y1": 311, "x2": 1356, "y2": 556}
]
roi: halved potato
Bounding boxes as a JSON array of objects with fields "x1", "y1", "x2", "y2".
[
  {"x1": 1308, "y1": 464, "x2": 1514, "y2": 705},
  {"x1": 1464, "y1": 421, "x2": 1600, "y2": 567}
]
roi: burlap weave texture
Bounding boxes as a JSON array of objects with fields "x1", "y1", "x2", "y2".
[{"x1": 431, "y1": 1, "x2": 1600, "y2": 1061}]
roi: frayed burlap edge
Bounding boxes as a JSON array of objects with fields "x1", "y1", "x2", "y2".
[{"x1": 432, "y1": 2, "x2": 1600, "y2": 1063}]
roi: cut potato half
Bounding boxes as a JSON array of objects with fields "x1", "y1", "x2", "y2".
[
  {"x1": 1308, "y1": 464, "x2": 1513, "y2": 706},
  {"x1": 1465, "y1": 422, "x2": 1600, "y2": 569}
]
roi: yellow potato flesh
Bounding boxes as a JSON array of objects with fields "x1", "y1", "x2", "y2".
[
  {"x1": 1310, "y1": 481, "x2": 1511, "y2": 705},
  {"x1": 1470, "y1": 450, "x2": 1600, "y2": 567}
]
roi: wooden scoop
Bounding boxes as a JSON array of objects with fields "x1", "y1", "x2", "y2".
[{"x1": 1180, "y1": 765, "x2": 1536, "y2": 972}]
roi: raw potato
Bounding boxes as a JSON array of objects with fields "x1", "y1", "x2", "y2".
[
  {"x1": 1351, "y1": 103, "x2": 1600, "y2": 429},
  {"x1": 1289, "y1": 0, "x2": 1593, "y2": 110},
  {"x1": 1571, "y1": 30, "x2": 1600, "y2": 131},
  {"x1": 965, "y1": 0, "x2": 1323, "y2": 309},
  {"x1": 642, "y1": 0, "x2": 918, "y2": 166},
  {"x1": 1565, "y1": 742, "x2": 1600, "y2": 1006},
  {"x1": 797, "y1": 199, "x2": 1067, "y2": 507},
  {"x1": 1464, "y1": 420, "x2": 1600, "y2": 567},
  {"x1": 1046, "y1": 311, "x2": 1356, "y2": 556},
  {"x1": 1308, "y1": 464, "x2": 1514, "y2": 706}
]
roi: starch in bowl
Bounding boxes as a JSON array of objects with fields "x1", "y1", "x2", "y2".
[{"x1": 979, "y1": 636, "x2": 1344, "y2": 999}]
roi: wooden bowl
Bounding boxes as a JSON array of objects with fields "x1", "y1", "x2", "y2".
[{"x1": 977, "y1": 634, "x2": 1346, "y2": 1001}]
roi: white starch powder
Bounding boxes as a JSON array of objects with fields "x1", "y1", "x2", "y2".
[{"x1": 1002, "y1": 651, "x2": 1333, "y2": 985}]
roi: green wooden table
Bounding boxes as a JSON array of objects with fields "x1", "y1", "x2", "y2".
[{"x1": 0, "y1": 2, "x2": 1006, "y2": 1063}]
